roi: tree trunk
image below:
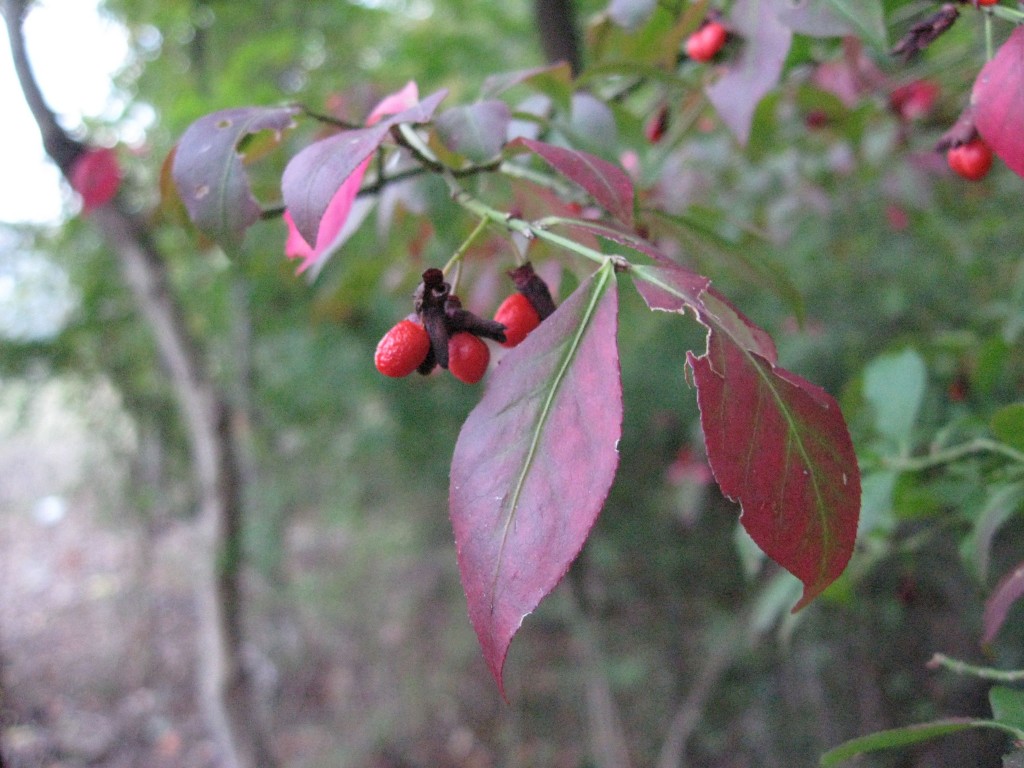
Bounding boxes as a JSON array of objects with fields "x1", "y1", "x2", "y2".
[
  {"x1": 534, "y1": 0, "x2": 581, "y2": 75},
  {"x1": 2, "y1": 3, "x2": 275, "y2": 766}
]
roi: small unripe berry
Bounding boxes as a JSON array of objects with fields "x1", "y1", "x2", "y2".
[
  {"x1": 494, "y1": 293, "x2": 541, "y2": 348},
  {"x1": 448, "y1": 332, "x2": 490, "y2": 384},
  {"x1": 947, "y1": 138, "x2": 993, "y2": 181},
  {"x1": 375, "y1": 319, "x2": 431, "y2": 377},
  {"x1": 685, "y1": 22, "x2": 728, "y2": 63},
  {"x1": 644, "y1": 104, "x2": 670, "y2": 144}
]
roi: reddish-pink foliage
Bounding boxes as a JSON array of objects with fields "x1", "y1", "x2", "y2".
[
  {"x1": 449, "y1": 266, "x2": 621, "y2": 695},
  {"x1": 973, "y1": 26, "x2": 1024, "y2": 179}
]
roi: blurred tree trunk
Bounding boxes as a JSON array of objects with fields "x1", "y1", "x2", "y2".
[
  {"x1": 0, "y1": 650, "x2": 8, "y2": 768},
  {"x1": 2, "y1": 3, "x2": 274, "y2": 767},
  {"x1": 534, "y1": 0, "x2": 581, "y2": 74}
]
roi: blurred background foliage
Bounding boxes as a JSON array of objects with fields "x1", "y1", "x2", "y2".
[{"x1": 3, "y1": 0, "x2": 1024, "y2": 766}]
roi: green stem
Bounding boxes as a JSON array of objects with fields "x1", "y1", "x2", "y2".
[
  {"x1": 929, "y1": 653, "x2": 1024, "y2": 683},
  {"x1": 498, "y1": 160, "x2": 578, "y2": 197},
  {"x1": 882, "y1": 438, "x2": 1024, "y2": 472},
  {"x1": 989, "y1": 4, "x2": 1024, "y2": 24},
  {"x1": 443, "y1": 216, "x2": 491, "y2": 285},
  {"x1": 984, "y1": 11, "x2": 994, "y2": 62},
  {"x1": 298, "y1": 105, "x2": 359, "y2": 129},
  {"x1": 448, "y1": 183, "x2": 617, "y2": 268}
]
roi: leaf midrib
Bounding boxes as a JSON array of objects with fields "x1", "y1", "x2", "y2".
[
  {"x1": 635, "y1": 267, "x2": 838, "y2": 588},
  {"x1": 487, "y1": 261, "x2": 615, "y2": 614}
]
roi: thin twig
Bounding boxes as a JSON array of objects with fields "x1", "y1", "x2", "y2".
[
  {"x1": 928, "y1": 653, "x2": 1024, "y2": 683},
  {"x1": 882, "y1": 438, "x2": 1024, "y2": 472}
]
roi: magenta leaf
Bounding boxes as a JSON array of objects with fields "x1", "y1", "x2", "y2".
[
  {"x1": 633, "y1": 262, "x2": 859, "y2": 610},
  {"x1": 508, "y1": 137, "x2": 635, "y2": 226},
  {"x1": 983, "y1": 561, "x2": 1024, "y2": 645},
  {"x1": 973, "y1": 26, "x2": 1024, "y2": 179},
  {"x1": 281, "y1": 90, "x2": 446, "y2": 246},
  {"x1": 435, "y1": 100, "x2": 511, "y2": 164},
  {"x1": 172, "y1": 105, "x2": 299, "y2": 249},
  {"x1": 706, "y1": 0, "x2": 793, "y2": 145},
  {"x1": 450, "y1": 261, "x2": 621, "y2": 695}
]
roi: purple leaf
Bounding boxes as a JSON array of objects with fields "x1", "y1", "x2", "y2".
[
  {"x1": 973, "y1": 26, "x2": 1024, "y2": 179},
  {"x1": 706, "y1": 0, "x2": 793, "y2": 144},
  {"x1": 633, "y1": 262, "x2": 859, "y2": 610},
  {"x1": 450, "y1": 262, "x2": 621, "y2": 696},
  {"x1": 435, "y1": 101, "x2": 511, "y2": 163},
  {"x1": 778, "y1": 0, "x2": 886, "y2": 48},
  {"x1": 172, "y1": 105, "x2": 299, "y2": 249},
  {"x1": 983, "y1": 561, "x2": 1024, "y2": 645},
  {"x1": 481, "y1": 63, "x2": 574, "y2": 109},
  {"x1": 281, "y1": 90, "x2": 446, "y2": 246},
  {"x1": 567, "y1": 93, "x2": 619, "y2": 159},
  {"x1": 777, "y1": 0, "x2": 853, "y2": 37},
  {"x1": 509, "y1": 137, "x2": 635, "y2": 226},
  {"x1": 607, "y1": 0, "x2": 657, "y2": 30}
]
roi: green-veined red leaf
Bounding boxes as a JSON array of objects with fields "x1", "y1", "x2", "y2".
[{"x1": 632, "y1": 262, "x2": 859, "y2": 610}]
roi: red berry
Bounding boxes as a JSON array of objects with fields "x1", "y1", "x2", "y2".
[
  {"x1": 685, "y1": 22, "x2": 728, "y2": 63},
  {"x1": 448, "y1": 332, "x2": 490, "y2": 384},
  {"x1": 494, "y1": 293, "x2": 541, "y2": 348},
  {"x1": 947, "y1": 138, "x2": 994, "y2": 181},
  {"x1": 374, "y1": 319, "x2": 431, "y2": 377},
  {"x1": 69, "y1": 147, "x2": 122, "y2": 212},
  {"x1": 977, "y1": 0, "x2": 998, "y2": 6},
  {"x1": 889, "y1": 80, "x2": 939, "y2": 121}
]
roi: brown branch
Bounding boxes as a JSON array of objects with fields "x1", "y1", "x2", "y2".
[
  {"x1": 534, "y1": 0, "x2": 581, "y2": 76},
  {"x1": 561, "y1": 577, "x2": 634, "y2": 768},
  {"x1": 656, "y1": 604, "x2": 752, "y2": 768},
  {"x1": 2, "y1": 4, "x2": 275, "y2": 767}
]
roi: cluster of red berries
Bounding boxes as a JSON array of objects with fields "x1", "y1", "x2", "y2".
[
  {"x1": 374, "y1": 263, "x2": 555, "y2": 384},
  {"x1": 685, "y1": 18, "x2": 728, "y2": 63}
]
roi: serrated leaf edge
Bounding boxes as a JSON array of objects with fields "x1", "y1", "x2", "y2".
[{"x1": 632, "y1": 266, "x2": 850, "y2": 606}]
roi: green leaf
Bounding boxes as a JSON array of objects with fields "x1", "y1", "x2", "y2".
[
  {"x1": 820, "y1": 719, "x2": 1015, "y2": 766},
  {"x1": 992, "y1": 403, "x2": 1024, "y2": 453},
  {"x1": 991, "y1": 687, "x2": 1024, "y2": 731},
  {"x1": 819, "y1": 0, "x2": 887, "y2": 50},
  {"x1": 859, "y1": 470, "x2": 897, "y2": 536},
  {"x1": 863, "y1": 348, "x2": 926, "y2": 450},
  {"x1": 967, "y1": 483, "x2": 1024, "y2": 582}
]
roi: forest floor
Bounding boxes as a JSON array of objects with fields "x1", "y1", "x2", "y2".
[
  {"x1": 0, "y1": 379, "x2": 219, "y2": 767},
  {"x1": 0, "y1": 378, "x2": 515, "y2": 768}
]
